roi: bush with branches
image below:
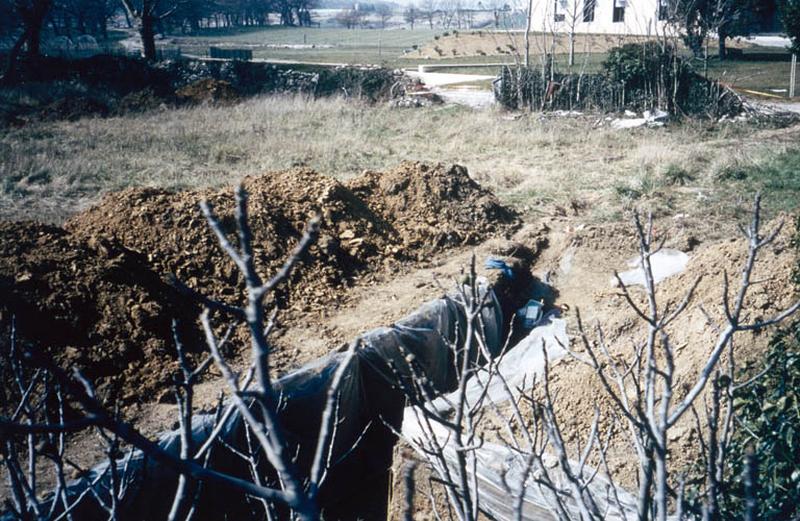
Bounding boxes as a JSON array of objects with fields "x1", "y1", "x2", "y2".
[
  {"x1": 2, "y1": 192, "x2": 799, "y2": 521},
  {"x1": 396, "y1": 195, "x2": 800, "y2": 521},
  {"x1": 714, "y1": 214, "x2": 800, "y2": 520},
  {"x1": 0, "y1": 185, "x2": 361, "y2": 520}
]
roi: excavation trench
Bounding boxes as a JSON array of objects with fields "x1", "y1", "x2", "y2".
[{"x1": 10, "y1": 260, "x2": 547, "y2": 520}]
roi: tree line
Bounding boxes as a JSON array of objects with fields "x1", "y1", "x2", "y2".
[
  {"x1": 0, "y1": 0, "x2": 319, "y2": 71},
  {"x1": 2, "y1": 0, "x2": 800, "y2": 81}
]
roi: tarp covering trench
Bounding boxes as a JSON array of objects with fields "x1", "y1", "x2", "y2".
[
  {"x1": 8, "y1": 284, "x2": 506, "y2": 520},
  {"x1": 399, "y1": 311, "x2": 641, "y2": 521}
]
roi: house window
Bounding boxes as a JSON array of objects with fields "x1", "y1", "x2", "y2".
[
  {"x1": 657, "y1": 0, "x2": 669, "y2": 20},
  {"x1": 583, "y1": 0, "x2": 595, "y2": 22},
  {"x1": 612, "y1": 0, "x2": 625, "y2": 22},
  {"x1": 554, "y1": 0, "x2": 565, "y2": 22}
]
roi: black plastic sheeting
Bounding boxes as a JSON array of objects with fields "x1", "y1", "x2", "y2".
[{"x1": 9, "y1": 286, "x2": 505, "y2": 520}]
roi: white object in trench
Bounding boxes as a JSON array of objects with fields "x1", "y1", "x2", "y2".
[
  {"x1": 517, "y1": 299, "x2": 545, "y2": 329},
  {"x1": 611, "y1": 249, "x2": 689, "y2": 287},
  {"x1": 402, "y1": 412, "x2": 638, "y2": 520},
  {"x1": 426, "y1": 311, "x2": 569, "y2": 415}
]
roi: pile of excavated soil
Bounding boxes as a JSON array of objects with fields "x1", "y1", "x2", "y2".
[
  {"x1": 67, "y1": 162, "x2": 518, "y2": 313},
  {"x1": 0, "y1": 222, "x2": 201, "y2": 402},
  {"x1": 1, "y1": 162, "x2": 517, "y2": 404},
  {"x1": 347, "y1": 163, "x2": 515, "y2": 259}
]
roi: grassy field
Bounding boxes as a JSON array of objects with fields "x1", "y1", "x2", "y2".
[
  {"x1": 169, "y1": 26, "x2": 797, "y2": 96},
  {"x1": 2, "y1": 94, "x2": 798, "y2": 231},
  {"x1": 173, "y1": 27, "x2": 442, "y2": 66}
]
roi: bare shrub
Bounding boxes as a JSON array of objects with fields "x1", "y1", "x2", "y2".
[
  {"x1": 0, "y1": 185, "x2": 357, "y2": 520},
  {"x1": 396, "y1": 194, "x2": 800, "y2": 521}
]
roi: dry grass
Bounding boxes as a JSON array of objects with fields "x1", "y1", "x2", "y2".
[{"x1": 1, "y1": 95, "x2": 799, "y2": 231}]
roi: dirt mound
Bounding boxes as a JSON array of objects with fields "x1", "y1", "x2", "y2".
[
  {"x1": 67, "y1": 164, "x2": 518, "y2": 312},
  {"x1": 175, "y1": 78, "x2": 239, "y2": 104},
  {"x1": 0, "y1": 163, "x2": 515, "y2": 405},
  {"x1": 347, "y1": 162, "x2": 517, "y2": 259},
  {"x1": 67, "y1": 170, "x2": 377, "y2": 313},
  {"x1": 533, "y1": 216, "x2": 798, "y2": 489},
  {"x1": 0, "y1": 222, "x2": 199, "y2": 402}
]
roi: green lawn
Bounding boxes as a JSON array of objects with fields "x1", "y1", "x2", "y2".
[
  {"x1": 703, "y1": 48, "x2": 795, "y2": 95},
  {"x1": 172, "y1": 27, "x2": 441, "y2": 66},
  {"x1": 716, "y1": 147, "x2": 800, "y2": 213}
]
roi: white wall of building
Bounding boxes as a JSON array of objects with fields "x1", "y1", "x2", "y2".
[{"x1": 529, "y1": 0, "x2": 671, "y2": 36}]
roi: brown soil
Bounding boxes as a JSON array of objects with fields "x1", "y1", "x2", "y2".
[
  {"x1": 175, "y1": 78, "x2": 239, "y2": 104},
  {"x1": 2, "y1": 161, "x2": 796, "y2": 515},
  {"x1": 508, "y1": 214, "x2": 798, "y2": 492},
  {"x1": 66, "y1": 162, "x2": 517, "y2": 315},
  {"x1": 0, "y1": 221, "x2": 200, "y2": 402},
  {"x1": 2, "y1": 162, "x2": 517, "y2": 405},
  {"x1": 387, "y1": 215, "x2": 797, "y2": 520},
  {"x1": 347, "y1": 163, "x2": 516, "y2": 259}
]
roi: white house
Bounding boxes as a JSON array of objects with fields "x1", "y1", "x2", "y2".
[{"x1": 529, "y1": 0, "x2": 672, "y2": 36}]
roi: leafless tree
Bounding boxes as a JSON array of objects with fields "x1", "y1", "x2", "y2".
[
  {"x1": 404, "y1": 5, "x2": 419, "y2": 29},
  {"x1": 118, "y1": 0, "x2": 178, "y2": 61},
  {"x1": 387, "y1": 257, "x2": 499, "y2": 521},
  {"x1": 419, "y1": 0, "x2": 438, "y2": 28},
  {"x1": 1, "y1": 0, "x2": 51, "y2": 83},
  {"x1": 438, "y1": 0, "x2": 460, "y2": 29},
  {"x1": 374, "y1": 2, "x2": 393, "y2": 28},
  {"x1": 551, "y1": 0, "x2": 584, "y2": 67},
  {"x1": 334, "y1": 7, "x2": 364, "y2": 29},
  {"x1": 558, "y1": 195, "x2": 799, "y2": 521}
]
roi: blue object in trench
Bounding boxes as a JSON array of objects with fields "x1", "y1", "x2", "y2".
[{"x1": 484, "y1": 258, "x2": 514, "y2": 279}]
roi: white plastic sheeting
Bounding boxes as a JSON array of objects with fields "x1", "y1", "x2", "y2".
[
  {"x1": 428, "y1": 311, "x2": 568, "y2": 415},
  {"x1": 403, "y1": 409, "x2": 639, "y2": 521},
  {"x1": 612, "y1": 249, "x2": 689, "y2": 287},
  {"x1": 401, "y1": 314, "x2": 640, "y2": 521}
]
